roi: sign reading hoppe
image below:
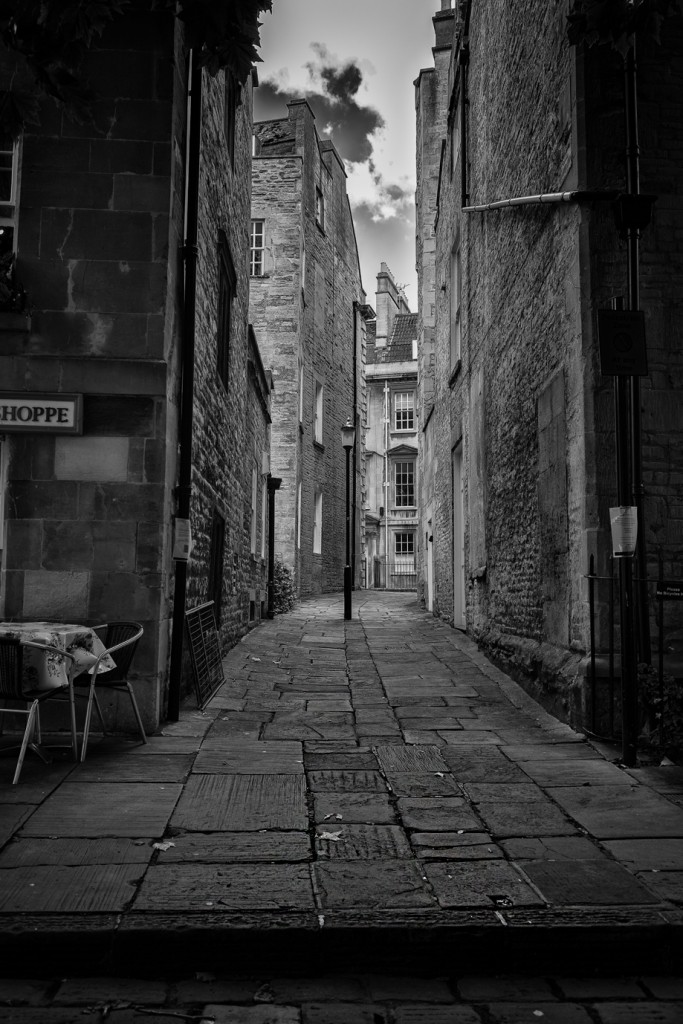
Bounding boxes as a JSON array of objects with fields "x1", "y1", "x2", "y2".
[{"x1": 0, "y1": 393, "x2": 83, "y2": 434}]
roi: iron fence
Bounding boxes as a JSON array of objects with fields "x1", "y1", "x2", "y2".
[
  {"x1": 585, "y1": 553, "x2": 683, "y2": 751},
  {"x1": 361, "y1": 558, "x2": 417, "y2": 591}
]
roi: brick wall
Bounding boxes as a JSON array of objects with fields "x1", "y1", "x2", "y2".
[
  {"x1": 186, "y1": 67, "x2": 269, "y2": 658},
  {"x1": 0, "y1": 6, "x2": 180, "y2": 730}
]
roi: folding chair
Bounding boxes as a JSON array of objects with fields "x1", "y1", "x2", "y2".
[
  {"x1": 0, "y1": 637, "x2": 77, "y2": 784},
  {"x1": 73, "y1": 622, "x2": 145, "y2": 761}
]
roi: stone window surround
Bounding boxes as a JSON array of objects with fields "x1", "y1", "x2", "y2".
[{"x1": 216, "y1": 231, "x2": 236, "y2": 390}]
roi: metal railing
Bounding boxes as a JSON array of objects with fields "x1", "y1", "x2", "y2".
[
  {"x1": 585, "y1": 553, "x2": 682, "y2": 750},
  {"x1": 362, "y1": 559, "x2": 417, "y2": 591}
]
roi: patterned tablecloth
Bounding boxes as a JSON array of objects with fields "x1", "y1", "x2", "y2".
[{"x1": 0, "y1": 622, "x2": 116, "y2": 692}]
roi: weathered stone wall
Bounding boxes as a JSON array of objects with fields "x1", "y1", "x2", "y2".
[
  {"x1": 251, "y1": 102, "x2": 364, "y2": 598},
  {"x1": 418, "y1": 0, "x2": 683, "y2": 725},
  {"x1": 0, "y1": 6, "x2": 181, "y2": 730},
  {"x1": 186, "y1": 68, "x2": 269, "y2": 653},
  {"x1": 415, "y1": 7, "x2": 454, "y2": 613},
  {"x1": 581, "y1": 27, "x2": 683, "y2": 650}
]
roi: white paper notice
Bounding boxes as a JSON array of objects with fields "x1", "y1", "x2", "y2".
[{"x1": 609, "y1": 506, "x2": 638, "y2": 558}]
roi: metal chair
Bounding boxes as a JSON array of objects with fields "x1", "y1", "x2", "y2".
[
  {"x1": 73, "y1": 621, "x2": 145, "y2": 761},
  {"x1": 0, "y1": 638, "x2": 77, "y2": 784}
]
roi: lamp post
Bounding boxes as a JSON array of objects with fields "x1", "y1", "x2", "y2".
[{"x1": 341, "y1": 417, "x2": 355, "y2": 620}]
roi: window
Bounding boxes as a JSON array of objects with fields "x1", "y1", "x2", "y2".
[
  {"x1": 449, "y1": 91, "x2": 461, "y2": 180},
  {"x1": 217, "y1": 233, "x2": 236, "y2": 389},
  {"x1": 225, "y1": 71, "x2": 238, "y2": 167},
  {"x1": 301, "y1": 244, "x2": 306, "y2": 296},
  {"x1": 394, "y1": 392, "x2": 415, "y2": 432},
  {"x1": 0, "y1": 126, "x2": 19, "y2": 283},
  {"x1": 394, "y1": 460, "x2": 415, "y2": 508},
  {"x1": 450, "y1": 242, "x2": 461, "y2": 367},
  {"x1": 250, "y1": 219, "x2": 264, "y2": 276},
  {"x1": 315, "y1": 187, "x2": 324, "y2": 229},
  {"x1": 261, "y1": 476, "x2": 267, "y2": 559},
  {"x1": 207, "y1": 509, "x2": 226, "y2": 626},
  {"x1": 298, "y1": 362, "x2": 304, "y2": 423},
  {"x1": 314, "y1": 381, "x2": 324, "y2": 444},
  {"x1": 250, "y1": 466, "x2": 258, "y2": 554},
  {"x1": 395, "y1": 532, "x2": 415, "y2": 556},
  {"x1": 313, "y1": 489, "x2": 323, "y2": 553}
]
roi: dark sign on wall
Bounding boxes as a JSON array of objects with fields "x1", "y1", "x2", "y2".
[
  {"x1": 0, "y1": 393, "x2": 83, "y2": 434},
  {"x1": 597, "y1": 310, "x2": 648, "y2": 377}
]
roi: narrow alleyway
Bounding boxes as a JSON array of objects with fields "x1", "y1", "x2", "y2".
[{"x1": 0, "y1": 593, "x2": 682, "y2": 991}]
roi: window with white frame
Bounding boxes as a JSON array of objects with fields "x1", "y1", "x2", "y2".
[
  {"x1": 450, "y1": 242, "x2": 461, "y2": 368},
  {"x1": 394, "y1": 460, "x2": 415, "y2": 508},
  {"x1": 315, "y1": 186, "x2": 324, "y2": 229},
  {"x1": 250, "y1": 219, "x2": 264, "y2": 276},
  {"x1": 299, "y1": 361, "x2": 304, "y2": 423},
  {"x1": 314, "y1": 381, "x2": 324, "y2": 444},
  {"x1": 395, "y1": 532, "x2": 415, "y2": 556},
  {"x1": 250, "y1": 466, "x2": 258, "y2": 554},
  {"x1": 313, "y1": 488, "x2": 323, "y2": 554},
  {"x1": 394, "y1": 391, "x2": 415, "y2": 432},
  {"x1": 0, "y1": 127, "x2": 19, "y2": 271},
  {"x1": 261, "y1": 476, "x2": 267, "y2": 559}
]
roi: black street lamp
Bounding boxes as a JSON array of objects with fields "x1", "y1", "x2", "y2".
[{"x1": 341, "y1": 417, "x2": 355, "y2": 620}]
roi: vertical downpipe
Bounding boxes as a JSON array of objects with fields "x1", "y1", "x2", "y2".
[
  {"x1": 168, "y1": 51, "x2": 202, "y2": 721},
  {"x1": 624, "y1": 42, "x2": 651, "y2": 665}
]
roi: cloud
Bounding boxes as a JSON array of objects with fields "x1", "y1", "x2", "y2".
[
  {"x1": 254, "y1": 42, "x2": 415, "y2": 294},
  {"x1": 257, "y1": 43, "x2": 383, "y2": 165}
]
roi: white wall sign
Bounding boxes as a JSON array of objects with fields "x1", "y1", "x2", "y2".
[{"x1": 0, "y1": 393, "x2": 83, "y2": 434}]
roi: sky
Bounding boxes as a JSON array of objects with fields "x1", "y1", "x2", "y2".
[{"x1": 253, "y1": 0, "x2": 439, "y2": 310}]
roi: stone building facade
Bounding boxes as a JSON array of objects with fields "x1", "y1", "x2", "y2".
[
  {"x1": 250, "y1": 101, "x2": 366, "y2": 599},
  {"x1": 416, "y1": 0, "x2": 683, "y2": 725},
  {"x1": 364, "y1": 265, "x2": 419, "y2": 592},
  {"x1": 0, "y1": 6, "x2": 269, "y2": 731}
]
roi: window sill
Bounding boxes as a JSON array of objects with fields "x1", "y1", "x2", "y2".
[
  {"x1": 250, "y1": 273, "x2": 270, "y2": 281},
  {"x1": 313, "y1": 440, "x2": 325, "y2": 452},
  {"x1": 299, "y1": 422, "x2": 304, "y2": 435},
  {"x1": 448, "y1": 359, "x2": 462, "y2": 387},
  {"x1": 315, "y1": 221, "x2": 325, "y2": 236}
]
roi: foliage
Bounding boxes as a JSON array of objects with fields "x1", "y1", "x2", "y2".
[
  {"x1": 0, "y1": 0, "x2": 272, "y2": 138},
  {"x1": 638, "y1": 662, "x2": 683, "y2": 762},
  {"x1": 567, "y1": 0, "x2": 682, "y2": 53},
  {"x1": 272, "y1": 557, "x2": 295, "y2": 615},
  {"x1": 0, "y1": 250, "x2": 26, "y2": 312}
]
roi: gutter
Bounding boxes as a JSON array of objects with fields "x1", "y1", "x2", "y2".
[
  {"x1": 168, "y1": 50, "x2": 202, "y2": 722},
  {"x1": 463, "y1": 190, "x2": 619, "y2": 213}
]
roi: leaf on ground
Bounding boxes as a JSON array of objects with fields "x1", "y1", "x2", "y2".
[{"x1": 318, "y1": 830, "x2": 343, "y2": 841}]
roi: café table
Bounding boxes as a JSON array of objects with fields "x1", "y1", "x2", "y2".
[{"x1": 0, "y1": 621, "x2": 117, "y2": 760}]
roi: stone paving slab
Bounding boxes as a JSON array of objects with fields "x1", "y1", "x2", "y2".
[
  {"x1": 156, "y1": 832, "x2": 312, "y2": 863},
  {"x1": 134, "y1": 863, "x2": 316, "y2": 912},
  {"x1": 171, "y1": 774, "x2": 307, "y2": 831},
  {"x1": 424, "y1": 860, "x2": 545, "y2": 909},
  {"x1": 313, "y1": 860, "x2": 436, "y2": 909},
  {"x1": 192, "y1": 741, "x2": 304, "y2": 774},
  {"x1": 547, "y1": 785, "x2": 683, "y2": 838},
  {"x1": 0, "y1": 592, "x2": 682, "y2": 976},
  {"x1": 518, "y1": 859, "x2": 660, "y2": 905},
  {"x1": 20, "y1": 783, "x2": 182, "y2": 837}
]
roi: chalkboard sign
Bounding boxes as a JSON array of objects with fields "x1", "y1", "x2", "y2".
[{"x1": 185, "y1": 601, "x2": 225, "y2": 708}]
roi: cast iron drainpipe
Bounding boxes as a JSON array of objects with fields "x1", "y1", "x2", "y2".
[
  {"x1": 352, "y1": 301, "x2": 358, "y2": 590},
  {"x1": 168, "y1": 51, "x2": 202, "y2": 722}
]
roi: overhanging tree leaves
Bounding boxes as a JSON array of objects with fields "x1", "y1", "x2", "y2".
[
  {"x1": 0, "y1": 0, "x2": 272, "y2": 138},
  {"x1": 567, "y1": 0, "x2": 682, "y2": 52}
]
